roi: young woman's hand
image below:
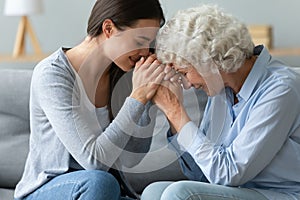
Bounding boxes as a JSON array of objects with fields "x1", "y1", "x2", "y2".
[{"x1": 130, "y1": 54, "x2": 165, "y2": 104}]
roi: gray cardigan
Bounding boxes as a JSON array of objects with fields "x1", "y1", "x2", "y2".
[{"x1": 15, "y1": 48, "x2": 155, "y2": 199}]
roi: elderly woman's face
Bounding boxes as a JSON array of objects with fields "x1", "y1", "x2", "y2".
[
  {"x1": 173, "y1": 64, "x2": 204, "y2": 89},
  {"x1": 173, "y1": 63, "x2": 224, "y2": 96}
]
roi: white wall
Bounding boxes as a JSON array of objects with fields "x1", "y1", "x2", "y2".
[
  {"x1": 160, "y1": 0, "x2": 300, "y2": 67},
  {"x1": 161, "y1": 0, "x2": 300, "y2": 48},
  {"x1": 0, "y1": 0, "x2": 299, "y2": 67},
  {"x1": 0, "y1": 0, "x2": 94, "y2": 54}
]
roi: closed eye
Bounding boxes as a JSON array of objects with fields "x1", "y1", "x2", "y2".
[
  {"x1": 177, "y1": 69, "x2": 188, "y2": 76},
  {"x1": 135, "y1": 40, "x2": 150, "y2": 48},
  {"x1": 136, "y1": 41, "x2": 144, "y2": 47}
]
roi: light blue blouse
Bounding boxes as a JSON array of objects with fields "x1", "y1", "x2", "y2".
[{"x1": 169, "y1": 46, "x2": 300, "y2": 199}]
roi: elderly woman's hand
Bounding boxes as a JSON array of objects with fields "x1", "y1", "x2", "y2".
[
  {"x1": 153, "y1": 79, "x2": 183, "y2": 110},
  {"x1": 153, "y1": 79, "x2": 190, "y2": 133}
]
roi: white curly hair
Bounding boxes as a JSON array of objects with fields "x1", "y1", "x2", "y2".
[{"x1": 155, "y1": 4, "x2": 255, "y2": 73}]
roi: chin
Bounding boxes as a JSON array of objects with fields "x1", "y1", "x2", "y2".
[
  {"x1": 122, "y1": 67, "x2": 133, "y2": 72},
  {"x1": 123, "y1": 63, "x2": 135, "y2": 72},
  {"x1": 206, "y1": 89, "x2": 223, "y2": 97},
  {"x1": 114, "y1": 62, "x2": 133, "y2": 72}
]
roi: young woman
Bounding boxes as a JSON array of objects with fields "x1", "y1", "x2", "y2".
[
  {"x1": 14, "y1": 0, "x2": 165, "y2": 199},
  {"x1": 142, "y1": 5, "x2": 300, "y2": 200}
]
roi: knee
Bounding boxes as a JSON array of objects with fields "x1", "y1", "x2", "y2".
[
  {"x1": 78, "y1": 170, "x2": 121, "y2": 199},
  {"x1": 84, "y1": 170, "x2": 119, "y2": 189},
  {"x1": 161, "y1": 181, "x2": 190, "y2": 200},
  {"x1": 141, "y1": 182, "x2": 160, "y2": 199},
  {"x1": 142, "y1": 181, "x2": 188, "y2": 200},
  {"x1": 141, "y1": 181, "x2": 173, "y2": 200}
]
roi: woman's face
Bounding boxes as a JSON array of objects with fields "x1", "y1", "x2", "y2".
[
  {"x1": 174, "y1": 64, "x2": 205, "y2": 90},
  {"x1": 105, "y1": 19, "x2": 161, "y2": 72},
  {"x1": 173, "y1": 64, "x2": 224, "y2": 96}
]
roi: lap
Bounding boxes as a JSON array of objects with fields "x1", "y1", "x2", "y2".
[
  {"x1": 141, "y1": 181, "x2": 173, "y2": 200},
  {"x1": 22, "y1": 170, "x2": 122, "y2": 200},
  {"x1": 142, "y1": 181, "x2": 268, "y2": 200}
]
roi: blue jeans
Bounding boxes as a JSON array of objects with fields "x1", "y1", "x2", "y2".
[
  {"x1": 20, "y1": 170, "x2": 134, "y2": 200},
  {"x1": 141, "y1": 181, "x2": 269, "y2": 200}
]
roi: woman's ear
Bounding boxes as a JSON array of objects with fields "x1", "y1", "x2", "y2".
[{"x1": 102, "y1": 19, "x2": 115, "y2": 38}]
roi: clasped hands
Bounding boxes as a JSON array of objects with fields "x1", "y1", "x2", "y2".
[{"x1": 130, "y1": 54, "x2": 191, "y2": 133}]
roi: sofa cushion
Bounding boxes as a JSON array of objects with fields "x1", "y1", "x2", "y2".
[
  {"x1": 0, "y1": 188, "x2": 14, "y2": 199},
  {"x1": 0, "y1": 69, "x2": 32, "y2": 188}
]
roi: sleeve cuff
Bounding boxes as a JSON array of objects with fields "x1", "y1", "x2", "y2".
[
  {"x1": 177, "y1": 121, "x2": 206, "y2": 155},
  {"x1": 113, "y1": 97, "x2": 146, "y2": 136}
]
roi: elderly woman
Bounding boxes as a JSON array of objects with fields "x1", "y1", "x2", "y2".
[{"x1": 141, "y1": 5, "x2": 300, "y2": 200}]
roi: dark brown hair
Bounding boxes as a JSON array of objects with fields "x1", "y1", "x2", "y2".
[
  {"x1": 87, "y1": 0, "x2": 165, "y2": 37},
  {"x1": 87, "y1": 0, "x2": 165, "y2": 120}
]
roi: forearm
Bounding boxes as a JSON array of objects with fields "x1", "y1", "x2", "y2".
[
  {"x1": 42, "y1": 94, "x2": 148, "y2": 170},
  {"x1": 118, "y1": 101, "x2": 157, "y2": 167},
  {"x1": 165, "y1": 103, "x2": 191, "y2": 133}
]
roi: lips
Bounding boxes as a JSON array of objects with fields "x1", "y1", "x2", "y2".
[
  {"x1": 194, "y1": 84, "x2": 204, "y2": 90},
  {"x1": 130, "y1": 56, "x2": 141, "y2": 63}
]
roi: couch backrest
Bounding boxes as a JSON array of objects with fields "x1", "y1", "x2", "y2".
[{"x1": 0, "y1": 69, "x2": 33, "y2": 188}]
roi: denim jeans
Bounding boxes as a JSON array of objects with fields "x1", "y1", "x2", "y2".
[
  {"x1": 141, "y1": 181, "x2": 269, "y2": 200},
  {"x1": 19, "y1": 170, "x2": 134, "y2": 200}
]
